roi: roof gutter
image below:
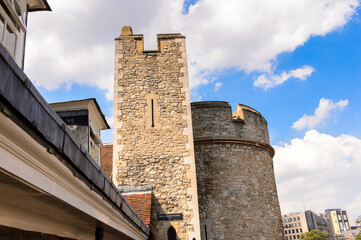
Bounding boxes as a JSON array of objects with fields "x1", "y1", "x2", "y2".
[{"x1": 0, "y1": 43, "x2": 149, "y2": 237}]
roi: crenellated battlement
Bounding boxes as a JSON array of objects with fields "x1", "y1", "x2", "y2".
[
  {"x1": 113, "y1": 27, "x2": 283, "y2": 240},
  {"x1": 232, "y1": 103, "x2": 262, "y2": 121},
  {"x1": 191, "y1": 101, "x2": 270, "y2": 144},
  {"x1": 113, "y1": 26, "x2": 200, "y2": 240},
  {"x1": 115, "y1": 26, "x2": 184, "y2": 53}
]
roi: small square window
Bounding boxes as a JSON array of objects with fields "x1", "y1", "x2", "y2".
[{"x1": 4, "y1": 24, "x2": 17, "y2": 56}]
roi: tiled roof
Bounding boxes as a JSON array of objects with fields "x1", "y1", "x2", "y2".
[
  {"x1": 123, "y1": 193, "x2": 152, "y2": 225},
  {"x1": 100, "y1": 144, "x2": 113, "y2": 179}
]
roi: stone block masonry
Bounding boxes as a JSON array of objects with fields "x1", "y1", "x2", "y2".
[
  {"x1": 191, "y1": 102, "x2": 284, "y2": 240},
  {"x1": 113, "y1": 26, "x2": 201, "y2": 240}
]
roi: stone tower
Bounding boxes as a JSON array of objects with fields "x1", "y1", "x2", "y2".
[
  {"x1": 191, "y1": 102, "x2": 284, "y2": 239},
  {"x1": 113, "y1": 26, "x2": 201, "y2": 240}
]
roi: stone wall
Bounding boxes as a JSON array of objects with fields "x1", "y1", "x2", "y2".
[
  {"x1": 113, "y1": 26, "x2": 200, "y2": 240},
  {"x1": 191, "y1": 101, "x2": 284, "y2": 240},
  {"x1": 191, "y1": 102, "x2": 269, "y2": 143}
]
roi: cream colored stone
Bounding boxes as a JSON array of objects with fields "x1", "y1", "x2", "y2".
[{"x1": 113, "y1": 29, "x2": 200, "y2": 240}]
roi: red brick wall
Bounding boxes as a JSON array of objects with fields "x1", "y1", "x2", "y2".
[
  {"x1": 100, "y1": 144, "x2": 113, "y2": 179},
  {"x1": 123, "y1": 193, "x2": 152, "y2": 225}
]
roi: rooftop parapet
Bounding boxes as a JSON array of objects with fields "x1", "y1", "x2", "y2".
[
  {"x1": 116, "y1": 26, "x2": 184, "y2": 53},
  {"x1": 191, "y1": 101, "x2": 270, "y2": 145}
]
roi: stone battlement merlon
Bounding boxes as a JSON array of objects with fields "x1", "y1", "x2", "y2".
[
  {"x1": 191, "y1": 101, "x2": 267, "y2": 124},
  {"x1": 116, "y1": 26, "x2": 185, "y2": 53},
  {"x1": 113, "y1": 26, "x2": 201, "y2": 240},
  {"x1": 113, "y1": 26, "x2": 283, "y2": 239},
  {"x1": 232, "y1": 103, "x2": 266, "y2": 123}
]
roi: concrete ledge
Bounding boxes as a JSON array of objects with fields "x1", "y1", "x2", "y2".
[
  {"x1": 119, "y1": 185, "x2": 153, "y2": 194},
  {"x1": 157, "y1": 33, "x2": 184, "y2": 39}
]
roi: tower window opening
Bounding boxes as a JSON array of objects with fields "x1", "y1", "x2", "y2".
[
  {"x1": 151, "y1": 99, "x2": 155, "y2": 127},
  {"x1": 167, "y1": 226, "x2": 176, "y2": 240},
  {"x1": 205, "y1": 225, "x2": 208, "y2": 240}
]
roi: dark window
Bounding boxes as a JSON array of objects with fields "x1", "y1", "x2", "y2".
[
  {"x1": 151, "y1": 99, "x2": 155, "y2": 127},
  {"x1": 339, "y1": 222, "x2": 344, "y2": 231},
  {"x1": 204, "y1": 225, "x2": 208, "y2": 240},
  {"x1": 168, "y1": 227, "x2": 177, "y2": 240}
]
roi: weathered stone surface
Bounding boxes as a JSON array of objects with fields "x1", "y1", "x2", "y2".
[
  {"x1": 191, "y1": 102, "x2": 269, "y2": 144},
  {"x1": 113, "y1": 27, "x2": 284, "y2": 240},
  {"x1": 113, "y1": 29, "x2": 200, "y2": 240},
  {"x1": 192, "y1": 101, "x2": 284, "y2": 240}
]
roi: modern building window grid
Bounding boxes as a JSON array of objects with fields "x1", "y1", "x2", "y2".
[{"x1": 283, "y1": 213, "x2": 307, "y2": 240}]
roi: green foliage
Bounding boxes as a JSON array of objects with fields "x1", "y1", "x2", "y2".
[
  {"x1": 355, "y1": 232, "x2": 361, "y2": 240},
  {"x1": 299, "y1": 230, "x2": 328, "y2": 240}
]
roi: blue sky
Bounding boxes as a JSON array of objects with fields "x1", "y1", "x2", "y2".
[{"x1": 26, "y1": 0, "x2": 361, "y2": 222}]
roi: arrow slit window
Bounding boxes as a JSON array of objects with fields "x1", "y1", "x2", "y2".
[{"x1": 146, "y1": 94, "x2": 160, "y2": 129}]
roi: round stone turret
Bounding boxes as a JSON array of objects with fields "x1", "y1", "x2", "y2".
[{"x1": 191, "y1": 101, "x2": 284, "y2": 239}]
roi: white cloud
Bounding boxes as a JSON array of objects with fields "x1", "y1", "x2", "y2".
[
  {"x1": 254, "y1": 65, "x2": 314, "y2": 90},
  {"x1": 292, "y1": 98, "x2": 348, "y2": 130},
  {"x1": 274, "y1": 130, "x2": 361, "y2": 221},
  {"x1": 24, "y1": 0, "x2": 360, "y2": 96},
  {"x1": 214, "y1": 82, "x2": 222, "y2": 92}
]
